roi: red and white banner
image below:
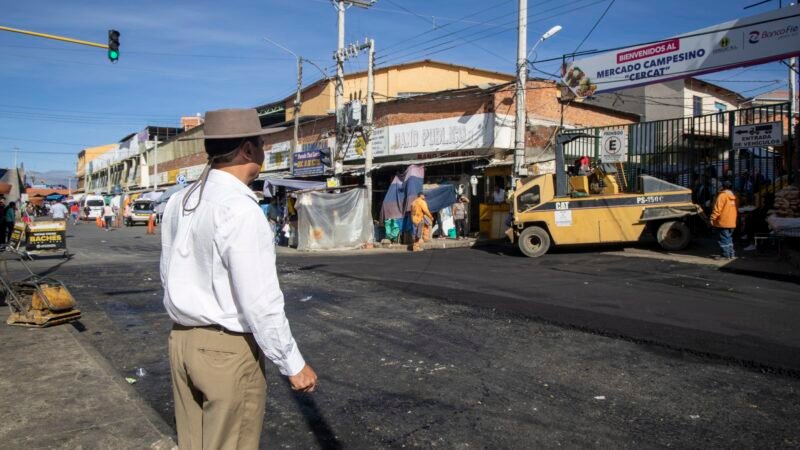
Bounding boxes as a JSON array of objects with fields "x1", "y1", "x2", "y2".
[{"x1": 562, "y1": 5, "x2": 800, "y2": 97}]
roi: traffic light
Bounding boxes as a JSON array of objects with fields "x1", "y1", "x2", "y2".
[
  {"x1": 319, "y1": 146, "x2": 332, "y2": 167},
  {"x1": 108, "y1": 29, "x2": 120, "y2": 62}
]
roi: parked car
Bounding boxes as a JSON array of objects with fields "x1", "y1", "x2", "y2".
[{"x1": 125, "y1": 200, "x2": 155, "y2": 226}]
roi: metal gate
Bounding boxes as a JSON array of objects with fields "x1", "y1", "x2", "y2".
[{"x1": 563, "y1": 102, "x2": 795, "y2": 206}]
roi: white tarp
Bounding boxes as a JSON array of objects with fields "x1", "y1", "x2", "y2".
[
  {"x1": 562, "y1": 5, "x2": 800, "y2": 96},
  {"x1": 297, "y1": 188, "x2": 373, "y2": 251}
]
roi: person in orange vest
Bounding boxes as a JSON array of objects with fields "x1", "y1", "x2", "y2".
[
  {"x1": 710, "y1": 179, "x2": 738, "y2": 260},
  {"x1": 410, "y1": 192, "x2": 433, "y2": 252}
]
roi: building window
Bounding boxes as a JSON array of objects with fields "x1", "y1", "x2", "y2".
[
  {"x1": 715, "y1": 102, "x2": 727, "y2": 125},
  {"x1": 692, "y1": 96, "x2": 703, "y2": 117}
]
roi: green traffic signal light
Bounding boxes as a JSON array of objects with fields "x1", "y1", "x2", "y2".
[{"x1": 108, "y1": 29, "x2": 120, "y2": 63}]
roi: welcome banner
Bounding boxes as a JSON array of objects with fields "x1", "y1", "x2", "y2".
[{"x1": 562, "y1": 5, "x2": 800, "y2": 97}]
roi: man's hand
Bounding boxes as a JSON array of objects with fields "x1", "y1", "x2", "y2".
[{"x1": 288, "y1": 364, "x2": 318, "y2": 393}]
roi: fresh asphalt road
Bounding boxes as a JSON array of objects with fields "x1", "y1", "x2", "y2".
[
  {"x1": 8, "y1": 220, "x2": 800, "y2": 449},
  {"x1": 293, "y1": 242, "x2": 800, "y2": 374}
]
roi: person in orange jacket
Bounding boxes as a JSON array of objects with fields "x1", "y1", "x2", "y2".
[
  {"x1": 709, "y1": 179, "x2": 738, "y2": 259},
  {"x1": 410, "y1": 192, "x2": 433, "y2": 251}
]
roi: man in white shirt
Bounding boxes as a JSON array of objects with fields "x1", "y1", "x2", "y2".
[
  {"x1": 161, "y1": 109, "x2": 317, "y2": 449},
  {"x1": 49, "y1": 200, "x2": 69, "y2": 220},
  {"x1": 492, "y1": 185, "x2": 506, "y2": 204}
]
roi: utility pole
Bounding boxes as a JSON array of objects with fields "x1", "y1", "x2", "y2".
[
  {"x1": 294, "y1": 57, "x2": 303, "y2": 176},
  {"x1": 154, "y1": 134, "x2": 159, "y2": 190},
  {"x1": 365, "y1": 38, "x2": 375, "y2": 213},
  {"x1": 334, "y1": 0, "x2": 346, "y2": 180},
  {"x1": 513, "y1": 0, "x2": 529, "y2": 187},
  {"x1": 331, "y1": 0, "x2": 375, "y2": 182},
  {"x1": 790, "y1": 56, "x2": 798, "y2": 117},
  {"x1": 263, "y1": 37, "x2": 329, "y2": 176}
]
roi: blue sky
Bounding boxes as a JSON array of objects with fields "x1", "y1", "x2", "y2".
[{"x1": 0, "y1": 0, "x2": 792, "y2": 174}]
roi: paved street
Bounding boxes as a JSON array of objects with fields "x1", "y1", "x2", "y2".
[{"x1": 1, "y1": 221, "x2": 798, "y2": 449}]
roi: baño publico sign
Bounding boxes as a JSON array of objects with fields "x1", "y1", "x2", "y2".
[{"x1": 562, "y1": 5, "x2": 800, "y2": 97}]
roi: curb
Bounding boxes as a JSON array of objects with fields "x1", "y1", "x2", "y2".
[{"x1": 68, "y1": 325, "x2": 178, "y2": 449}]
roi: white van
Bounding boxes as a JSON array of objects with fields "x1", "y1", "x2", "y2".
[{"x1": 80, "y1": 195, "x2": 105, "y2": 220}]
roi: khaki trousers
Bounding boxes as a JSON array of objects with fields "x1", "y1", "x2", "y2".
[{"x1": 169, "y1": 324, "x2": 266, "y2": 450}]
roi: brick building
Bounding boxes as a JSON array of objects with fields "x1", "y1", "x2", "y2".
[{"x1": 97, "y1": 71, "x2": 636, "y2": 236}]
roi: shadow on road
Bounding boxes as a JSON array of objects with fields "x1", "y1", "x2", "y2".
[{"x1": 286, "y1": 382, "x2": 342, "y2": 450}]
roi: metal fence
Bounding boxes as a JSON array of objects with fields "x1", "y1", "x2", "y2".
[{"x1": 563, "y1": 102, "x2": 795, "y2": 205}]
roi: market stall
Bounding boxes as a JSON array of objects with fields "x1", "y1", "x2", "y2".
[{"x1": 296, "y1": 188, "x2": 373, "y2": 251}]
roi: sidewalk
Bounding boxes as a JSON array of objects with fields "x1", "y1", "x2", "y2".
[
  {"x1": 276, "y1": 237, "x2": 477, "y2": 256},
  {"x1": 603, "y1": 238, "x2": 800, "y2": 283},
  {"x1": 0, "y1": 319, "x2": 176, "y2": 449}
]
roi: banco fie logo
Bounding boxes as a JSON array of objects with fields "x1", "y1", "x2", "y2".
[{"x1": 749, "y1": 25, "x2": 799, "y2": 44}]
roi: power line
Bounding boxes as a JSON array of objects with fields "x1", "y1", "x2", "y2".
[
  {"x1": 0, "y1": 149, "x2": 80, "y2": 155},
  {"x1": 381, "y1": 0, "x2": 513, "y2": 63},
  {"x1": 573, "y1": 0, "x2": 615, "y2": 53},
  {"x1": 0, "y1": 136, "x2": 92, "y2": 147},
  {"x1": 376, "y1": 0, "x2": 607, "y2": 68},
  {"x1": 374, "y1": 0, "x2": 569, "y2": 64},
  {"x1": 0, "y1": 103, "x2": 179, "y2": 119},
  {"x1": 0, "y1": 43, "x2": 300, "y2": 61}
]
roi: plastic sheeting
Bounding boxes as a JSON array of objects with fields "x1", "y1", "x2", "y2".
[
  {"x1": 423, "y1": 185, "x2": 458, "y2": 213},
  {"x1": 381, "y1": 165, "x2": 424, "y2": 221},
  {"x1": 297, "y1": 188, "x2": 374, "y2": 251}
]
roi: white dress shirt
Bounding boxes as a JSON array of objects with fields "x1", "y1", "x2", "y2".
[
  {"x1": 50, "y1": 203, "x2": 69, "y2": 219},
  {"x1": 492, "y1": 189, "x2": 506, "y2": 203},
  {"x1": 160, "y1": 169, "x2": 305, "y2": 376}
]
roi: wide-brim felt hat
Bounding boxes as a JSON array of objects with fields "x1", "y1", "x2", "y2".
[{"x1": 181, "y1": 108, "x2": 268, "y2": 140}]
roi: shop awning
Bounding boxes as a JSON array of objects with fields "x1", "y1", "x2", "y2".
[
  {"x1": 261, "y1": 177, "x2": 326, "y2": 194},
  {"x1": 156, "y1": 185, "x2": 186, "y2": 204},
  {"x1": 343, "y1": 154, "x2": 491, "y2": 175}
]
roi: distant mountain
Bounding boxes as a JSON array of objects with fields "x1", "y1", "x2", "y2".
[{"x1": 25, "y1": 170, "x2": 74, "y2": 188}]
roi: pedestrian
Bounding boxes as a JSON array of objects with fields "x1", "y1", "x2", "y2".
[
  {"x1": 50, "y1": 200, "x2": 69, "y2": 220},
  {"x1": 102, "y1": 202, "x2": 114, "y2": 231},
  {"x1": 156, "y1": 201, "x2": 166, "y2": 224},
  {"x1": 710, "y1": 179, "x2": 738, "y2": 260},
  {"x1": 0, "y1": 199, "x2": 6, "y2": 245},
  {"x1": 492, "y1": 185, "x2": 506, "y2": 204},
  {"x1": 161, "y1": 108, "x2": 317, "y2": 449},
  {"x1": 410, "y1": 192, "x2": 433, "y2": 251},
  {"x1": 5, "y1": 202, "x2": 17, "y2": 244},
  {"x1": 70, "y1": 202, "x2": 80, "y2": 225},
  {"x1": 452, "y1": 196, "x2": 468, "y2": 240}
]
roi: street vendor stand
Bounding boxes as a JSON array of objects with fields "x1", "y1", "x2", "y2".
[{"x1": 8, "y1": 220, "x2": 68, "y2": 258}]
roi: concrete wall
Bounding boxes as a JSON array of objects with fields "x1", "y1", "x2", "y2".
[
  {"x1": 285, "y1": 61, "x2": 514, "y2": 120},
  {"x1": 683, "y1": 79, "x2": 740, "y2": 116},
  {"x1": 584, "y1": 80, "x2": 684, "y2": 122}
]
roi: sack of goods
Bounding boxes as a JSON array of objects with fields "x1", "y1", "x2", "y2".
[{"x1": 770, "y1": 186, "x2": 800, "y2": 218}]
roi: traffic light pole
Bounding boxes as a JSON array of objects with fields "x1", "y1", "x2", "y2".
[{"x1": 0, "y1": 25, "x2": 108, "y2": 49}]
